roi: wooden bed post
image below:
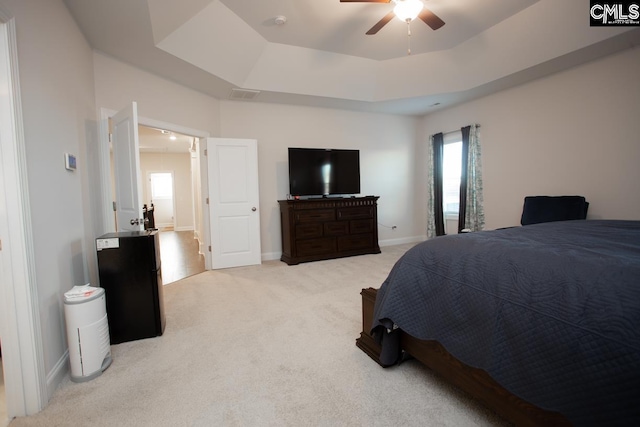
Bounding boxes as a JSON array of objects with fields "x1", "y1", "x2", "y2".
[
  {"x1": 355, "y1": 287, "x2": 571, "y2": 426},
  {"x1": 355, "y1": 288, "x2": 385, "y2": 366}
]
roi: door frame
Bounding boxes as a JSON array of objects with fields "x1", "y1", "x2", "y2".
[
  {"x1": 0, "y1": 10, "x2": 47, "y2": 419},
  {"x1": 97, "y1": 109, "x2": 211, "y2": 267}
]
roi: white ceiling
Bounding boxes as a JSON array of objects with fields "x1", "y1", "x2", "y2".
[
  {"x1": 63, "y1": 0, "x2": 640, "y2": 116},
  {"x1": 216, "y1": 0, "x2": 540, "y2": 60},
  {"x1": 138, "y1": 125, "x2": 194, "y2": 153}
]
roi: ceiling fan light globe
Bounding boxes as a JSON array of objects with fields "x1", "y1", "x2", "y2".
[{"x1": 393, "y1": 0, "x2": 424, "y2": 22}]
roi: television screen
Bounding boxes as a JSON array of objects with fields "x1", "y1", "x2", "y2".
[{"x1": 288, "y1": 148, "x2": 360, "y2": 197}]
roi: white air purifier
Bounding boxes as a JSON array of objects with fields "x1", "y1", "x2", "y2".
[{"x1": 64, "y1": 285, "x2": 112, "y2": 382}]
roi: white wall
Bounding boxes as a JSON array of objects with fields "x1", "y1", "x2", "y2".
[
  {"x1": 93, "y1": 52, "x2": 221, "y2": 136},
  {"x1": 1, "y1": 0, "x2": 98, "y2": 394},
  {"x1": 219, "y1": 101, "x2": 422, "y2": 259},
  {"x1": 92, "y1": 53, "x2": 425, "y2": 258},
  {"x1": 421, "y1": 46, "x2": 640, "y2": 230},
  {"x1": 140, "y1": 152, "x2": 194, "y2": 231}
]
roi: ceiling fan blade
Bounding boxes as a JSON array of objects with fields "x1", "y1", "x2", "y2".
[
  {"x1": 418, "y1": 7, "x2": 445, "y2": 30},
  {"x1": 340, "y1": 0, "x2": 390, "y2": 3},
  {"x1": 366, "y1": 11, "x2": 395, "y2": 35}
]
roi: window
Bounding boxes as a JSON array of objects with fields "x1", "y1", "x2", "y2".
[
  {"x1": 442, "y1": 137, "x2": 462, "y2": 215},
  {"x1": 150, "y1": 172, "x2": 173, "y2": 200},
  {"x1": 428, "y1": 124, "x2": 483, "y2": 239}
]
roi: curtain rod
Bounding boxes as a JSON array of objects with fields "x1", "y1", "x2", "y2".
[{"x1": 441, "y1": 124, "x2": 480, "y2": 136}]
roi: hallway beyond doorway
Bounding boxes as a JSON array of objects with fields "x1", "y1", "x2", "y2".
[{"x1": 159, "y1": 230, "x2": 205, "y2": 284}]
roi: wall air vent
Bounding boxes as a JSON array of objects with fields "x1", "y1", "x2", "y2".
[{"x1": 229, "y1": 88, "x2": 261, "y2": 101}]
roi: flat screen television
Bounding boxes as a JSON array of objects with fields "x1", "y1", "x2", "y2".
[{"x1": 288, "y1": 148, "x2": 360, "y2": 197}]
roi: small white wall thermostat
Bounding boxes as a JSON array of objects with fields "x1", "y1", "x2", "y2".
[{"x1": 65, "y1": 153, "x2": 77, "y2": 171}]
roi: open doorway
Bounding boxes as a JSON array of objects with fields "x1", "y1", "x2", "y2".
[
  {"x1": 137, "y1": 125, "x2": 205, "y2": 284},
  {"x1": 0, "y1": 14, "x2": 47, "y2": 421},
  {"x1": 102, "y1": 107, "x2": 214, "y2": 270},
  {"x1": 108, "y1": 123, "x2": 206, "y2": 284}
]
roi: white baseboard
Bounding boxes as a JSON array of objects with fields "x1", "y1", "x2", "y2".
[
  {"x1": 263, "y1": 236, "x2": 425, "y2": 264},
  {"x1": 46, "y1": 350, "x2": 69, "y2": 400},
  {"x1": 379, "y1": 235, "x2": 425, "y2": 247},
  {"x1": 173, "y1": 226, "x2": 194, "y2": 232},
  {"x1": 261, "y1": 251, "x2": 281, "y2": 262}
]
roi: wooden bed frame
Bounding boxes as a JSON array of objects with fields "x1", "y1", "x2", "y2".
[{"x1": 356, "y1": 288, "x2": 571, "y2": 427}]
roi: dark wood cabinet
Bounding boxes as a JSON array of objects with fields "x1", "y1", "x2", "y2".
[{"x1": 279, "y1": 196, "x2": 381, "y2": 265}]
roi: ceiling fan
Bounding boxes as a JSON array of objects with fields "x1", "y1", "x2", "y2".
[{"x1": 340, "y1": 0, "x2": 445, "y2": 35}]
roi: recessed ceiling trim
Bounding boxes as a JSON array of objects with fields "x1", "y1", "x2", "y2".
[
  {"x1": 65, "y1": 0, "x2": 640, "y2": 115},
  {"x1": 156, "y1": 1, "x2": 268, "y2": 86},
  {"x1": 155, "y1": 0, "x2": 635, "y2": 105}
]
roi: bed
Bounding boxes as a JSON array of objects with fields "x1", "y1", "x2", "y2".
[{"x1": 356, "y1": 220, "x2": 640, "y2": 426}]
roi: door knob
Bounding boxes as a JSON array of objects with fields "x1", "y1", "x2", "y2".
[
  {"x1": 252, "y1": 207, "x2": 257, "y2": 212},
  {"x1": 130, "y1": 218, "x2": 140, "y2": 225}
]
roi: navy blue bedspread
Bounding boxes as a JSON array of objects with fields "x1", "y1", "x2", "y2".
[{"x1": 372, "y1": 220, "x2": 640, "y2": 425}]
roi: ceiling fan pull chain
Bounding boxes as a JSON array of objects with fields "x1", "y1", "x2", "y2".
[{"x1": 407, "y1": 21, "x2": 412, "y2": 55}]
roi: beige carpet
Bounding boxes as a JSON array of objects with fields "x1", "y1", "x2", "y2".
[{"x1": 10, "y1": 244, "x2": 507, "y2": 426}]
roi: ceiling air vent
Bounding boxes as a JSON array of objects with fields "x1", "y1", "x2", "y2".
[{"x1": 229, "y1": 88, "x2": 261, "y2": 101}]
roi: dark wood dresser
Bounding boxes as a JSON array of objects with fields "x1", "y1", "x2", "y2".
[{"x1": 278, "y1": 196, "x2": 381, "y2": 265}]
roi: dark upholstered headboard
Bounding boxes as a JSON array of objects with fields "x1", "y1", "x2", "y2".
[{"x1": 520, "y1": 196, "x2": 589, "y2": 226}]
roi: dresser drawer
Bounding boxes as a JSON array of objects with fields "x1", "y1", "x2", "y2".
[
  {"x1": 324, "y1": 221, "x2": 349, "y2": 236},
  {"x1": 350, "y1": 219, "x2": 374, "y2": 234},
  {"x1": 337, "y1": 206, "x2": 373, "y2": 220},
  {"x1": 295, "y1": 223, "x2": 323, "y2": 239},
  {"x1": 296, "y1": 238, "x2": 336, "y2": 257},
  {"x1": 278, "y1": 197, "x2": 380, "y2": 265},
  {"x1": 338, "y1": 234, "x2": 373, "y2": 252},
  {"x1": 295, "y1": 209, "x2": 335, "y2": 223}
]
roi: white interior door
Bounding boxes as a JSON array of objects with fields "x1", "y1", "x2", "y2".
[
  {"x1": 112, "y1": 102, "x2": 143, "y2": 231},
  {"x1": 207, "y1": 138, "x2": 261, "y2": 269}
]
